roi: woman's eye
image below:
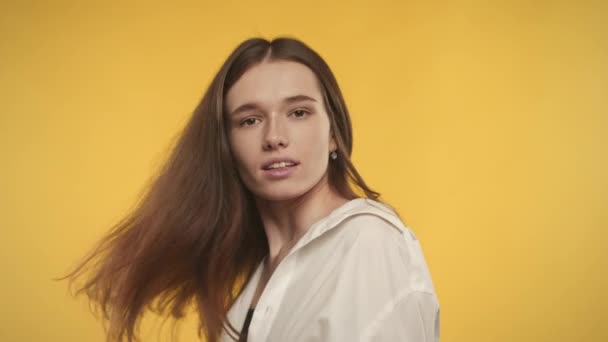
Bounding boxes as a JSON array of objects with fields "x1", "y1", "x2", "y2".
[
  {"x1": 292, "y1": 109, "x2": 308, "y2": 118},
  {"x1": 240, "y1": 118, "x2": 259, "y2": 127}
]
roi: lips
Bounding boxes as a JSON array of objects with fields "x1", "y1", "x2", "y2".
[{"x1": 261, "y1": 158, "x2": 300, "y2": 170}]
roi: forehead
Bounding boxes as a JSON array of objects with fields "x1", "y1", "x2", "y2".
[{"x1": 225, "y1": 60, "x2": 322, "y2": 110}]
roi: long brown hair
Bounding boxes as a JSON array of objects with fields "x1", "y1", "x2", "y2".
[{"x1": 59, "y1": 37, "x2": 381, "y2": 342}]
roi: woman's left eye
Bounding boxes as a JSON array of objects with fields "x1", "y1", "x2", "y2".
[{"x1": 291, "y1": 109, "x2": 309, "y2": 118}]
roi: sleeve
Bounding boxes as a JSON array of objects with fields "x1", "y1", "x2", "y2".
[{"x1": 362, "y1": 290, "x2": 440, "y2": 342}]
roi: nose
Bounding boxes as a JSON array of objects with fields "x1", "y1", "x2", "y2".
[{"x1": 262, "y1": 115, "x2": 289, "y2": 151}]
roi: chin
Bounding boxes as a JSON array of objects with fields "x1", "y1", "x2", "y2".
[
  {"x1": 252, "y1": 182, "x2": 313, "y2": 202},
  {"x1": 255, "y1": 189, "x2": 304, "y2": 202}
]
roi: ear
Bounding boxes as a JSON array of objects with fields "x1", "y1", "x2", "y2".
[{"x1": 329, "y1": 130, "x2": 337, "y2": 152}]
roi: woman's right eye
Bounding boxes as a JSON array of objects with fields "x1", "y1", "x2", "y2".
[{"x1": 240, "y1": 118, "x2": 259, "y2": 127}]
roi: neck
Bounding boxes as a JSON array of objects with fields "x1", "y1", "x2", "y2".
[{"x1": 255, "y1": 174, "x2": 350, "y2": 271}]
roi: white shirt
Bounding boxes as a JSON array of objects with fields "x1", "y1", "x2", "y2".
[{"x1": 221, "y1": 198, "x2": 440, "y2": 341}]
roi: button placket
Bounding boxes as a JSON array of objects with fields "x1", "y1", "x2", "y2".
[{"x1": 248, "y1": 256, "x2": 295, "y2": 342}]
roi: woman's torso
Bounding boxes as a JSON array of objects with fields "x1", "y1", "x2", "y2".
[{"x1": 222, "y1": 198, "x2": 440, "y2": 342}]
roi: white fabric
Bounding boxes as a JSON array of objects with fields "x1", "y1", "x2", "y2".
[{"x1": 221, "y1": 198, "x2": 440, "y2": 341}]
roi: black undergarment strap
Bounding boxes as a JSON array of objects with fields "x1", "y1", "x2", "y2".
[{"x1": 238, "y1": 307, "x2": 255, "y2": 342}]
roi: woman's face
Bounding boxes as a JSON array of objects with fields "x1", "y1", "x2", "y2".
[{"x1": 225, "y1": 60, "x2": 336, "y2": 201}]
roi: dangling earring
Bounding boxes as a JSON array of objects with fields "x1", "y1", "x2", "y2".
[{"x1": 330, "y1": 151, "x2": 338, "y2": 160}]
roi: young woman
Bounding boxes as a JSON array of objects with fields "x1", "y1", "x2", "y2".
[{"x1": 63, "y1": 37, "x2": 440, "y2": 342}]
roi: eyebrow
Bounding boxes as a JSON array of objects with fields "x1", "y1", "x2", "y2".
[{"x1": 229, "y1": 94, "x2": 317, "y2": 117}]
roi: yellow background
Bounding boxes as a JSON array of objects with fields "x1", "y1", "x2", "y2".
[{"x1": 1, "y1": 0, "x2": 606, "y2": 341}]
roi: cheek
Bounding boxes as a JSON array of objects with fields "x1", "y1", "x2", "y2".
[
  {"x1": 229, "y1": 134, "x2": 254, "y2": 170},
  {"x1": 312, "y1": 122, "x2": 332, "y2": 153},
  {"x1": 298, "y1": 126, "x2": 331, "y2": 165}
]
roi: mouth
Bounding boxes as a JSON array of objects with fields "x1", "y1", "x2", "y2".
[
  {"x1": 261, "y1": 159, "x2": 300, "y2": 171},
  {"x1": 261, "y1": 159, "x2": 300, "y2": 179}
]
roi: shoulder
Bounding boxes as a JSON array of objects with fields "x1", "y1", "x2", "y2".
[
  {"x1": 328, "y1": 200, "x2": 410, "y2": 264},
  {"x1": 335, "y1": 199, "x2": 417, "y2": 249},
  {"x1": 340, "y1": 213, "x2": 410, "y2": 265},
  {"x1": 342, "y1": 214, "x2": 405, "y2": 249},
  {"x1": 330, "y1": 199, "x2": 436, "y2": 294}
]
